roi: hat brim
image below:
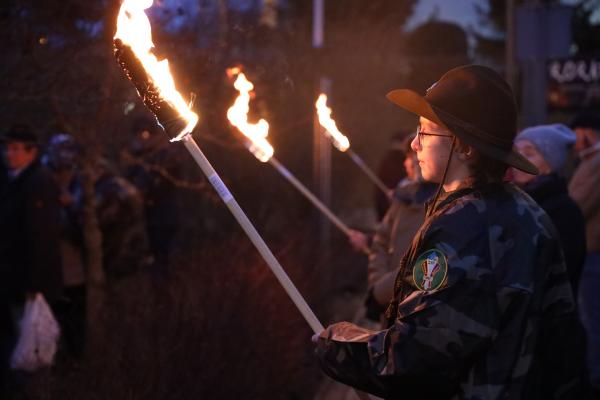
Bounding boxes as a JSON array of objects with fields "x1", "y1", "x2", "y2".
[
  {"x1": 386, "y1": 89, "x2": 448, "y2": 129},
  {"x1": 386, "y1": 89, "x2": 539, "y2": 175},
  {"x1": 0, "y1": 135, "x2": 38, "y2": 145}
]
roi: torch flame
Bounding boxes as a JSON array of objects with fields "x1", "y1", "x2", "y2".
[
  {"x1": 226, "y1": 69, "x2": 274, "y2": 162},
  {"x1": 114, "y1": 0, "x2": 198, "y2": 141},
  {"x1": 315, "y1": 94, "x2": 350, "y2": 152}
]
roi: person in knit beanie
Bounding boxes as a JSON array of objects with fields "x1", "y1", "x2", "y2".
[
  {"x1": 513, "y1": 124, "x2": 576, "y2": 179},
  {"x1": 512, "y1": 124, "x2": 586, "y2": 296}
]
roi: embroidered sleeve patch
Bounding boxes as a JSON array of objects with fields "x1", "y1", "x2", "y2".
[{"x1": 412, "y1": 249, "x2": 448, "y2": 291}]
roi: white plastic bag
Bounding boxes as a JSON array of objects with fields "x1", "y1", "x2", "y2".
[{"x1": 10, "y1": 293, "x2": 61, "y2": 372}]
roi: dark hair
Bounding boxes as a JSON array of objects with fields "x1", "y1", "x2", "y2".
[
  {"x1": 569, "y1": 111, "x2": 600, "y2": 132},
  {"x1": 468, "y1": 150, "x2": 508, "y2": 184}
]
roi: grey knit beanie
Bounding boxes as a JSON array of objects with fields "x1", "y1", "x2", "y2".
[{"x1": 515, "y1": 124, "x2": 576, "y2": 172}]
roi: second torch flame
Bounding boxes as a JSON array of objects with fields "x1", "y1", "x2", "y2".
[
  {"x1": 114, "y1": 0, "x2": 198, "y2": 141},
  {"x1": 315, "y1": 93, "x2": 390, "y2": 198},
  {"x1": 315, "y1": 94, "x2": 350, "y2": 152},
  {"x1": 226, "y1": 68, "x2": 274, "y2": 162}
]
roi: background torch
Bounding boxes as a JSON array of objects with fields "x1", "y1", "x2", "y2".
[
  {"x1": 315, "y1": 94, "x2": 391, "y2": 198},
  {"x1": 226, "y1": 68, "x2": 369, "y2": 253}
]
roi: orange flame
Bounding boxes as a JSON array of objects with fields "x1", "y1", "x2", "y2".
[
  {"x1": 226, "y1": 68, "x2": 274, "y2": 162},
  {"x1": 315, "y1": 94, "x2": 350, "y2": 152},
  {"x1": 114, "y1": 0, "x2": 198, "y2": 141}
]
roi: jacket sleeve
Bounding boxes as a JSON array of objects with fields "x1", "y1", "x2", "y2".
[
  {"x1": 316, "y1": 216, "x2": 501, "y2": 397},
  {"x1": 367, "y1": 201, "x2": 398, "y2": 289}
]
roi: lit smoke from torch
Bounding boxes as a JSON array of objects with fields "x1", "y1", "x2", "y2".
[{"x1": 315, "y1": 94, "x2": 390, "y2": 197}]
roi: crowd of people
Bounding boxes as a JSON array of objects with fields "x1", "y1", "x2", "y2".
[
  {"x1": 2, "y1": 64, "x2": 600, "y2": 400},
  {"x1": 320, "y1": 65, "x2": 600, "y2": 399},
  {"x1": 0, "y1": 116, "x2": 199, "y2": 397}
]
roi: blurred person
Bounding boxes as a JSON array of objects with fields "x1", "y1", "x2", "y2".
[
  {"x1": 374, "y1": 132, "x2": 407, "y2": 219},
  {"x1": 93, "y1": 157, "x2": 149, "y2": 277},
  {"x1": 313, "y1": 65, "x2": 586, "y2": 398},
  {"x1": 44, "y1": 133, "x2": 87, "y2": 358},
  {"x1": 0, "y1": 125, "x2": 62, "y2": 393},
  {"x1": 568, "y1": 111, "x2": 600, "y2": 393},
  {"x1": 512, "y1": 124, "x2": 586, "y2": 295},
  {"x1": 123, "y1": 116, "x2": 186, "y2": 280},
  {"x1": 398, "y1": 134, "x2": 420, "y2": 187},
  {"x1": 348, "y1": 135, "x2": 423, "y2": 254}
]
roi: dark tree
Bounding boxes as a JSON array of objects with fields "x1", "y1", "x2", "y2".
[
  {"x1": 572, "y1": 0, "x2": 600, "y2": 55},
  {"x1": 403, "y1": 21, "x2": 471, "y2": 93},
  {"x1": 474, "y1": 0, "x2": 600, "y2": 59}
]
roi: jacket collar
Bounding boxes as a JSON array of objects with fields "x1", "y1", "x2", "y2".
[{"x1": 424, "y1": 177, "x2": 506, "y2": 215}]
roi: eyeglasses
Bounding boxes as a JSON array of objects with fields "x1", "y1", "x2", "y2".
[{"x1": 416, "y1": 127, "x2": 453, "y2": 147}]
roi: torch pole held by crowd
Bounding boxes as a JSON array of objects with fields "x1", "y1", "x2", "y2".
[{"x1": 346, "y1": 148, "x2": 390, "y2": 197}]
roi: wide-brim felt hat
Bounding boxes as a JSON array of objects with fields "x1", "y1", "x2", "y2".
[
  {"x1": 386, "y1": 65, "x2": 538, "y2": 175},
  {"x1": 0, "y1": 124, "x2": 39, "y2": 145}
]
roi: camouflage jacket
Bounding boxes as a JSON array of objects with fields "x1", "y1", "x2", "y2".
[{"x1": 316, "y1": 181, "x2": 585, "y2": 399}]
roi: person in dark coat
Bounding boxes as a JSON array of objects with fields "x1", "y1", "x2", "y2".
[
  {"x1": 44, "y1": 132, "x2": 87, "y2": 358},
  {"x1": 123, "y1": 116, "x2": 186, "y2": 280},
  {"x1": 93, "y1": 157, "x2": 149, "y2": 277},
  {"x1": 512, "y1": 124, "x2": 587, "y2": 295},
  {"x1": 0, "y1": 125, "x2": 62, "y2": 392}
]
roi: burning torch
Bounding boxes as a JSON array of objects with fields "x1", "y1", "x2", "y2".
[
  {"x1": 315, "y1": 94, "x2": 391, "y2": 198},
  {"x1": 226, "y1": 68, "x2": 368, "y2": 253},
  {"x1": 113, "y1": 0, "x2": 323, "y2": 332},
  {"x1": 113, "y1": 3, "x2": 373, "y2": 398}
]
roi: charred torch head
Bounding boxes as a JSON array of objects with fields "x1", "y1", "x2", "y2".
[{"x1": 113, "y1": 38, "x2": 188, "y2": 140}]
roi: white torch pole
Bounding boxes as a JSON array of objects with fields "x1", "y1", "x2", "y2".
[
  {"x1": 346, "y1": 148, "x2": 390, "y2": 198},
  {"x1": 269, "y1": 157, "x2": 370, "y2": 255},
  {"x1": 181, "y1": 135, "x2": 323, "y2": 333},
  {"x1": 269, "y1": 157, "x2": 350, "y2": 237},
  {"x1": 186, "y1": 138, "x2": 373, "y2": 400}
]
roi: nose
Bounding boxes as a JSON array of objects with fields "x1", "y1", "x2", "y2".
[{"x1": 410, "y1": 134, "x2": 420, "y2": 152}]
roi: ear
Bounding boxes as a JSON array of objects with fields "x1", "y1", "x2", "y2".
[{"x1": 455, "y1": 144, "x2": 473, "y2": 161}]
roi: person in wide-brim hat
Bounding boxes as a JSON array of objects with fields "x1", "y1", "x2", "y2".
[
  {"x1": 387, "y1": 64, "x2": 538, "y2": 177},
  {"x1": 313, "y1": 65, "x2": 586, "y2": 399}
]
